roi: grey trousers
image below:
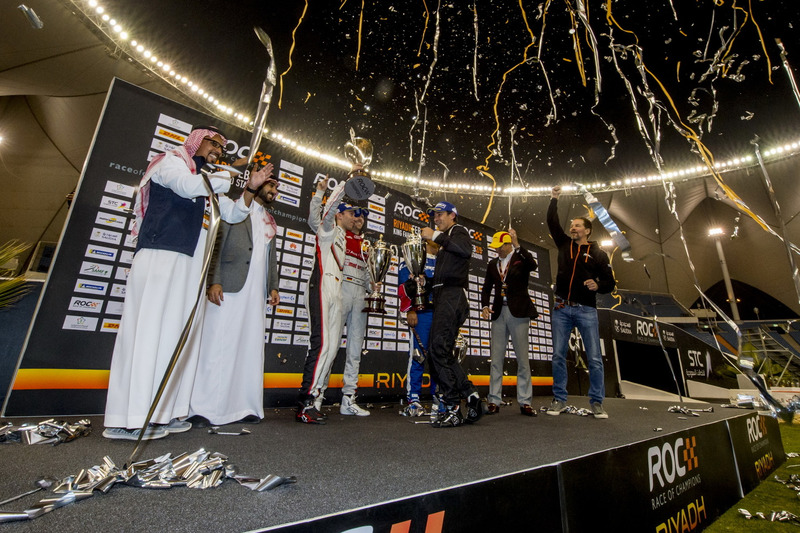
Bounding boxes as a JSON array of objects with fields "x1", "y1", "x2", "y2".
[{"x1": 487, "y1": 305, "x2": 532, "y2": 406}]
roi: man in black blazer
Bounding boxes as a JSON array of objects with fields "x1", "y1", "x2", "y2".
[{"x1": 481, "y1": 228, "x2": 539, "y2": 416}]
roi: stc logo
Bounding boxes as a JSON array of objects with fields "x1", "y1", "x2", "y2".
[{"x1": 648, "y1": 436, "x2": 699, "y2": 491}]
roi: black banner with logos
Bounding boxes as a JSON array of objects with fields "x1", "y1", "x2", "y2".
[
  {"x1": 600, "y1": 310, "x2": 739, "y2": 397},
  {"x1": 259, "y1": 464, "x2": 561, "y2": 533},
  {"x1": 3, "y1": 79, "x2": 554, "y2": 416},
  {"x1": 560, "y1": 421, "x2": 743, "y2": 532},
  {"x1": 727, "y1": 413, "x2": 786, "y2": 494}
]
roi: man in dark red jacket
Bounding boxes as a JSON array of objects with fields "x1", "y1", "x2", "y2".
[
  {"x1": 481, "y1": 228, "x2": 539, "y2": 416},
  {"x1": 546, "y1": 186, "x2": 615, "y2": 419}
]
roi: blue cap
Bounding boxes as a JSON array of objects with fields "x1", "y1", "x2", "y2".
[
  {"x1": 338, "y1": 203, "x2": 369, "y2": 218},
  {"x1": 427, "y1": 201, "x2": 458, "y2": 216}
]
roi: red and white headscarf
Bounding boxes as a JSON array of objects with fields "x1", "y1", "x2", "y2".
[{"x1": 131, "y1": 128, "x2": 226, "y2": 236}]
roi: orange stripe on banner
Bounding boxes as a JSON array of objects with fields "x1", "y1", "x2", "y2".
[
  {"x1": 390, "y1": 520, "x2": 411, "y2": 533},
  {"x1": 14, "y1": 371, "x2": 549, "y2": 391},
  {"x1": 13, "y1": 369, "x2": 110, "y2": 390},
  {"x1": 469, "y1": 375, "x2": 553, "y2": 387},
  {"x1": 262, "y1": 373, "x2": 376, "y2": 389},
  {"x1": 425, "y1": 511, "x2": 445, "y2": 533}
]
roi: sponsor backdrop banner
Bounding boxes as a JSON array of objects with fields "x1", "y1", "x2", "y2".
[{"x1": 3, "y1": 79, "x2": 553, "y2": 416}]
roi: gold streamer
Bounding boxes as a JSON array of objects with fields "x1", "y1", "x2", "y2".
[
  {"x1": 478, "y1": 169, "x2": 497, "y2": 224},
  {"x1": 355, "y1": 0, "x2": 365, "y2": 71},
  {"x1": 745, "y1": 0, "x2": 773, "y2": 83},
  {"x1": 417, "y1": 0, "x2": 430, "y2": 56},
  {"x1": 277, "y1": 0, "x2": 309, "y2": 110},
  {"x1": 477, "y1": 0, "x2": 539, "y2": 221},
  {"x1": 567, "y1": 6, "x2": 587, "y2": 86}
]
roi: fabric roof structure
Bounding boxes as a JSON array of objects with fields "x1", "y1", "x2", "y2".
[{"x1": 2, "y1": 1, "x2": 800, "y2": 317}]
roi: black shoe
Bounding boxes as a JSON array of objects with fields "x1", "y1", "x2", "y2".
[
  {"x1": 520, "y1": 404, "x2": 537, "y2": 417},
  {"x1": 465, "y1": 393, "x2": 485, "y2": 424},
  {"x1": 296, "y1": 400, "x2": 326, "y2": 424},
  {"x1": 487, "y1": 403, "x2": 500, "y2": 414},
  {"x1": 432, "y1": 407, "x2": 463, "y2": 428},
  {"x1": 187, "y1": 415, "x2": 210, "y2": 428},
  {"x1": 237, "y1": 415, "x2": 262, "y2": 424}
]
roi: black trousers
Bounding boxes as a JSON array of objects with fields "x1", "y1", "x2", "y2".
[{"x1": 428, "y1": 286, "x2": 475, "y2": 405}]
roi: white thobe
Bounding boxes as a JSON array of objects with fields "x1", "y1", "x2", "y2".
[
  {"x1": 104, "y1": 155, "x2": 248, "y2": 429},
  {"x1": 190, "y1": 205, "x2": 274, "y2": 424}
]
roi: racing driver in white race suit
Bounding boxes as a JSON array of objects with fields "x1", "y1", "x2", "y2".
[{"x1": 296, "y1": 172, "x2": 362, "y2": 424}]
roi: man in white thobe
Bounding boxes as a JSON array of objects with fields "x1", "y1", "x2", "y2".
[{"x1": 189, "y1": 172, "x2": 280, "y2": 425}]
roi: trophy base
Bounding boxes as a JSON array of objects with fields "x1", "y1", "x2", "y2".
[
  {"x1": 345, "y1": 170, "x2": 375, "y2": 201},
  {"x1": 362, "y1": 296, "x2": 387, "y2": 314}
]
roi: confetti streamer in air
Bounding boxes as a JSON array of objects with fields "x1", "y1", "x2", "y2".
[
  {"x1": 535, "y1": 1, "x2": 558, "y2": 126},
  {"x1": 573, "y1": 0, "x2": 617, "y2": 164},
  {"x1": 479, "y1": 0, "x2": 538, "y2": 182},
  {"x1": 753, "y1": 140, "x2": 800, "y2": 307},
  {"x1": 419, "y1": 0, "x2": 442, "y2": 103},
  {"x1": 472, "y1": 1, "x2": 480, "y2": 101},
  {"x1": 355, "y1": 0, "x2": 365, "y2": 71},
  {"x1": 277, "y1": 0, "x2": 309, "y2": 109},
  {"x1": 409, "y1": 92, "x2": 421, "y2": 162},
  {"x1": 776, "y1": 39, "x2": 800, "y2": 109},
  {"x1": 417, "y1": 0, "x2": 430, "y2": 56}
]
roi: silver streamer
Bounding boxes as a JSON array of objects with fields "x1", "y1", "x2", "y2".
[
  {"x1": 777, "y1": 39, "x2": 800, "y2": 114},
  {"x1": 408, "y1": 92, "x2": 421, "y2": 162},
  {"x1": 0, "y1": 419, "x2": 91, "y2": 445},
  {"x1": 419, "y1": 0, "x2": 442, "y2": 104},
  {"x1": 0, "y1": 448, "x2": 295, "y2": 524},
  {"x1": 472, "y1": 1, "x2": 479, "y2": 102},
  {"x1": 753, "y1": 142, "x2": 800, "y2": 308},
  {"x1": 535, "y1": 2, "x2": 558, "y2": 126}
]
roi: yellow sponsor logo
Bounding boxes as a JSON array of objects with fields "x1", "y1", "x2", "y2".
[{"x1": 156, "y1": 128, "x2": 186, "y2": 142}]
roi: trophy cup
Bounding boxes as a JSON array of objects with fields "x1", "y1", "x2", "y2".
[
  {"x1": 401, "y1": 227, "x2": 428, "y2": 311},
  {"x1": 343, "y1": 129, "x2": 376, "y2": 201},
  {"x1": 361, "y1": 235, "x2": 398, "y2": 314},
  {"x1": 453, "y1": 333, "x2": 468, "y2": 364}
]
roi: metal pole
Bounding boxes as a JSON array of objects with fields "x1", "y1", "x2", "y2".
[{"x1": 714, "y1": 238, "x2": 740, "y2": 321}]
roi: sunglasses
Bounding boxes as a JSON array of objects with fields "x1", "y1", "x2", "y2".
[{"x1": 203, "y1": 137, "x2": 226, "y2": 150}]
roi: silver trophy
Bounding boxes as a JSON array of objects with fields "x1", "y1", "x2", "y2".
[
  {"x1": 361, "y1": 234, "x2": 398, "y2": 314},
  {"x1": 453, "y1": 333, "x2": 468, "y2": 364},
  {"x1": 401, "y1": 227, "x2": 428, "y2": 311},
  {"x1": 343, "y1": 129, "x2": 376, "y2": 201}
]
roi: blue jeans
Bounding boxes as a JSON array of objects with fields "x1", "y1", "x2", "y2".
[{"x1": 551, "y1": 304, "x2": 605, "y2": 404}]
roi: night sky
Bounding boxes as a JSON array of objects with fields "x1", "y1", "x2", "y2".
[{"x1": 100, "y1": 0, "x2": 800, "y2": 190}]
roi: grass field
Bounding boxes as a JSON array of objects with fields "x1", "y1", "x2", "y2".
[{"x1": 705, "y1": 420, "x2": 800, "y2": 531}]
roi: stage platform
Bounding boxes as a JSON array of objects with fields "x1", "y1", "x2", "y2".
[{"x1": 0, "y1": 396, "x2": 786, "y2": 532}]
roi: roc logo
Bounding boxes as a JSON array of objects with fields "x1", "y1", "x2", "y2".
[
  {"x1": 470, "y1": 229, "x2": 483, "y2": 243},
  {"x1": 393, "y1": 201, "x2": 427, "y2": 223},
  {"x1": 648, "y1": 435, "x2": 699, "y2": 491},
  {"x1": 251, "y1": 151, "x2": 271, "y2": 167}
]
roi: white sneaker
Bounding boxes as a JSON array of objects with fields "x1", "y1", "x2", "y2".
[
  {"x1": 164, "y1": 418, "x2": 192, "y2": 433},
  {"x1": 314, "y1": 396, "x2": 323, "y2": 412},
  {"x1": 340, "y1": 394, "x2": 370, "y2": 416}
]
